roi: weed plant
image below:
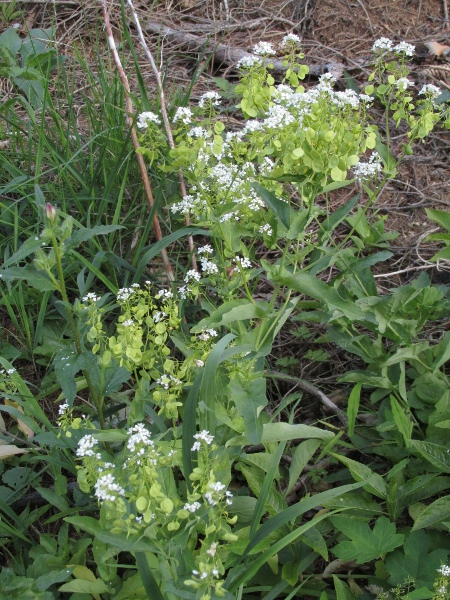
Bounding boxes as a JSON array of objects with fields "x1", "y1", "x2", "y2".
[{"x1": 1, "y1": 18, "x2": 450, "y2": 600}]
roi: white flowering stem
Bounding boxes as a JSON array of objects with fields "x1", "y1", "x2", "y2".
[
  {"x1": 126, "y1": 0, "x2": 197, "y2": 272},
  {"x1": 100, "y1": 0, "x2": 174, "y2": 282}
]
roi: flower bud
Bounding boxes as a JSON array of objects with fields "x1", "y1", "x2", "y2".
[{"x1": 45, "y1": 203, "x2": 57, "y2": 221}]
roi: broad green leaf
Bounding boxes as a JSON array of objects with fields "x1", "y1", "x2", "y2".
[
  {"x1": 192, "y1": 300, "x2": 269, "y2": 332},
  {"x1": 2, "y1": 236, "x2": 44, "y2": 267},
  {"x1": 286, "y1": 439, "x2": 321, "y2": 495},
  {"x1": 276, "y1": 272, "x2": 366, "y2": 321},
  {"x1": 331, "y1": 453, "x2": 387, "y2": 498},
  {"x1": 229, "y1": 496, "x2": 258, "y2": 523},
  {"x1": 385, "y1": 530, "x2": 449, "y2": 588},
  {"x1": 64, "y1": 224, "x2": 124, "y2": 249},
  {"x1": 347, "y1": 383, "x2": 361, "y2": 437},
  {"x1": 411, "y1": 495, "x2": 450, "y2": 531},
  {"x1": 261, "y1": 423, "x2": 333, "y2": 444},
  {"x1": 425, "y1": 208, "x2": 450, "y2": 232},
  {"x1": 0, "y1": 266, "x2": 56, "y2": 291},
  {"x1": 410, "y1": 440, "x2": 450, "y2": 473},
  {"x1": 301, "y1": 527, "x2": 328, "y2": 560},
  {"x1": 35, "y1": 486, "x2": 69, "y2": 511},
  {"x1": 398, "y1": 475, "x2": 450, "y2": 507},
  {"x1": 252, "y1": 182, "x2": 292, "y2": 228},
  {"x1": 331, "y1": 516, "x2": 404, "y2": 563}
]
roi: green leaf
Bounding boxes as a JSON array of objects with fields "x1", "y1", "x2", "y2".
[
  {"x1": 230, "y1": 373, "x2": 267, "y2": 445},
  {"x1": 411, "y1": 495, "x2": 450, "y2": 531},
  {"x1": 261, "y1": 423, "x2": 333, "y2": 444},
  {"x1": 331, "y1": 516, "x2": 404, "y2": 563},
  {"x1": 333, "y1": 575, "x2": 357, "y2": 600},
  {"x1": 330, "y1": 453, "x2": 387, "y2": 498},
  {"x1": 58, "y1": 579, "x2": 109, "y2": 594},
  {"x1": 347, "y1": 383, "x2": 361, "y2": 437},
  {"x1": 425, "y1": 208, "x2": 450, "y2": 233},
  {"x1": 410, "y1": 440, "x2": 450, "y2": 473},
  {"x1": 252, "y1": 182, "x2": 292, "y2": 229},
  {"x1": 385, "y1": 530, "x2": 449, "y2": 589},
  {"x1": 35, "y1": 486, "x2": 69, "y2": 511},
  {"x1": 2, "y1": 236, "x2": 45, "y2": 267},
  {"x1": 135, "y1": 553, "x2": 165, "y2": 600},
  {"x1": 64, "y1": 224, "x2": 124, "y2": 249},
  {"x1": 286, "y1": 439, "x2": 321, "y2": 495},
  {"x1": 275, "y1": 273, "x2": 366, "y2": 321},
  {"x1": 0, "y1": 266, "x2": 56, "y2": 291},
  {"x1": 390, "y1": 396, "x2": 412, "y2": 446}
]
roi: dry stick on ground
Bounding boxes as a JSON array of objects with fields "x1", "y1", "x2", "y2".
[
  {"x1": 127, "y1": 0, "x2": 197, "y2": 271},
  {"x1": 100, "y1": 0, "x2": 174, "y2": 282},
  {"x1": 145, "y1": 22, "x2": 345, "y2": 80},
  {"x1": 267, "y1": 370, "x2": 348, "y2": 426}
]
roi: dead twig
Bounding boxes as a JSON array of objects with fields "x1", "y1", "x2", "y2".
[
  {"x1": 266, "y1": 371, "x2": 348, "y2": 426},
  {"x1": 100, "y1": 0, "x2": 174, "y2": 282},
  {"x1": 127, "y1": 0, "x2": 197, "y2": 271}
]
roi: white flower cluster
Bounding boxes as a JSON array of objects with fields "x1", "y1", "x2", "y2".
[
  {"x1": 396, "y1": 77, "x2": 414, "y2": 90},
  {"x1": 191, "y1": 429, "x2": 214, "y2": 451},
  {"x1": 82, "y1": 292, "x2": 100, "y2": 303},
  {"x1": 372, "y1": 37, "x2": 393, "y2": 52},
  {"x1": 236, "y1": 55, "x2": 263, "y2": 69},
  {"x1": 155, "y1": 289, "x2": 173, "y2": 299},
  {"x1": 198, "y1": 91, "x2": 221, "y2": 109},
  {"x1": 121, "y1": 319, "x2": 134, "y2": 327},
  {"x1": 137, "y1": 111, "x2": 161, "y2": 129},
  {"x1": 76, "y1": 434, "x2": 100, "y2": 458},
  {"x1": 127, "y1": 423, "x2": 154, "y2": 453},
  {"x1": 184, "y1": 269, "x2": 201, "y2": 283},
  {"x1": 419, "y1": 84, "x2": 441, "y2": 99},
  {"x1": 189, "y1": 126, "x2": 211, "y2": 139},
  {"x1": 281, "y1": 33, "x2": 301, "y2": 47},
  {"x1": 184, "y1": 501, "x2": 201, "y2": 512},
  {"x1": 200, "y1": 257, "x2": 219, "y2": 275},
  {"x1": 197, "y1": 328, "x2": 218, "y2": 341},
  {"x1": 117, "y1": 284, "x2": 140, "y2": 302},
  {"x1": 394, "y1": 41, "x2": 415, "y2": 56},
  {"x1": 58, "y1": 402, "x2": 69, "y2": 416},
  {"x1": 153, "y1": 311, "x2": 167, "y2": 323},
  {"x1": 204, "y1": 481, "x2": 233, "y2": 507},
  {"x1": 0, "y1": 367, "x2": 16, "y2": 376},
  {"x1": 259, "y1": 223, "x2": 273, "y2": 236},
  {"x1": 198, "y1": 244, "x2": 213, "y2": 255},
  {"x1": 234, "y1": 256, "x2": 252, "y2": 269},
  {"x1": 173, "y1": 106, "x2": 193, "y2": 125},
  {"x1": 94, "y1": 473, "x2": 125, "y2": 502},
  {"x1": 156, "y1": 374, "x2": 182, "y2": 390},
  {"x1": 353, "y1": 151, "x2": 382, "y2": 180},
  {"x1": 252, "y1": 41, "x2": 276, "y2": 56},
  {"x1": 438, "y1": 566, "x2": 450, "y2": 577}
]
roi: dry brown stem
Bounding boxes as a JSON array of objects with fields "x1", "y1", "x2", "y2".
[
  {"x1": 127, "y1": 0, "x2": 197, "y2": 271},
  {"x1": 100, "y1": 0, "x2": 174, "y2": 282}
]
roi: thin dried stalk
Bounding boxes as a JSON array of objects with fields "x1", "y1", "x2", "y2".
[
  {"x1": 127, "y1": 0, "x2": 197, "y2": 271},
  {"x1": 100, "y1": 0, "x2": 174, "y2": 282}
]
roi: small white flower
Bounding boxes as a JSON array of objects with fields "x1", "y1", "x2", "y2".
[
  {"x1": 58, "y1": 402, "x2": 69, "y2": 416},
  {"x1": 189, "y1": 126, "x2": 211, "y2": 139},
  {"x1": 194, "y1": 430, "x2": 214, "y2": 445},
  {"x1": 94, "y1": 473, "x2": 125, "y2": 502},
  {"x1": 394, "y1": 41, "x2": 415, "y2": 56},
  {"x1": 281, "y1": 33, "x2": 301, "y2": 48},
  {"x1": 234, "y1": 256, "x2": 252, "y2": 269},
  {"x1": 200, "y1": 258, "x2": 219, "y2": 275},
  {"x1": 179, "y1": 285, "x2": 190, "y2": 299},
  {"x1": 395, "y1": 77, "x2": 414, "y2": 90},
  {"x1": 419, "y1": 84, "x2": 441, "y2": 99},
  {"x1": 198, "y1": 245, "x2": 213, "y2": 255},
  {"x1": 259, "y1": 223, "x2": 273, "y2": 236},
  {"x1": 184, "y1": 501, "x2": 201, "y2": 512},
  {"x1": 194, "y1": 359, "x2": 204, "y2": 367},
  {"x1": 197, "y1": 328, "x2": 218, "y2": 341},
  {"x1": 198, "y1": 91, "x2": 221, "y2": 109},
  {"x1": 121, "y1": 319, "x2": 134, "y2": 327},
  {"x1": 117, "y1": 287, "x2": 137, "y2": 302},
  {"x1": 236, "y1": 55, "x2": 263, "y2": 69},
  {"x1": 82, "y1": 292, "x2": 100, "y2": 303},
  {"x1": 155, "y1": 289, "x2": 173, "y2": 299},
  {"x1": 6, "y1": 368, "x2": 16, "y2": 375},
  {"x1": 438, "y1": 565, "x2": 450, "y2": 577},
  {"x1": 206, "y1": 542, "x2": 217, "y2": 557},
  {"x1": 253, "y1": 41, "x2": 276, "y2": 56},
  {"x1": 173, "y1": 106, "x2": 193, "y2": 125},
  {"x1": 184, "y1": 269, "x2": 201, "y2": 283},
  {"x1": 372, "y1": 37, "x2": 393, "y2": 52},
  {"x1": 76, "y1": 434, "x2": 98, "y2": 458},
  {"x1": 352, "y1": 151, "x2": 382, "y2": 180},
  {"x1": 137, "y1": 111, "x2": 161, "y2": 129}
]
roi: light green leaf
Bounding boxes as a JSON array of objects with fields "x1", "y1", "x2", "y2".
[
  {"x1": 331, "y1": 453, "x2": 387, "y2": 498},
  {"x1": 390, "y1": 396, "x2": 412, "y2": 446},
  {"x1": 347, "y1": 383, "x2": 361, "y2": 437},
  {"x1": 333, "y1": 575, "x2": 357, "y2": 600},
  {"x1": 59, "y1": 579, "x2": 109, "y2": 594},
  {"x1": 286, "y1": 439, "x2": 321, "y2": 495},
  {"x1": 261, "y1": 423, "x2": 333, "y2": 443}
]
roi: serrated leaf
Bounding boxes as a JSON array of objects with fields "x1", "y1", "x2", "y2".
[
  {"x1": 331, "y1": 454, "x2": 387, "y2": 498},
  {"x1": 411, "y1": 495, "x2": 450, "y2": 531},
  {"x1": 331, "y1": 516, "x2": 404, "y2": 563},
  {"x1": 410, "y1": 440, "x2": 450, "y2": 473}
]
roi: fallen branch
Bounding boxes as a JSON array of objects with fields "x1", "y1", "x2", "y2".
[
  {"x1": 266, "y1": 371, "x2": 348, "y2": 426},
  {"x1": 144, "y1": 22, "x2": 345, "y2": 80}
]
